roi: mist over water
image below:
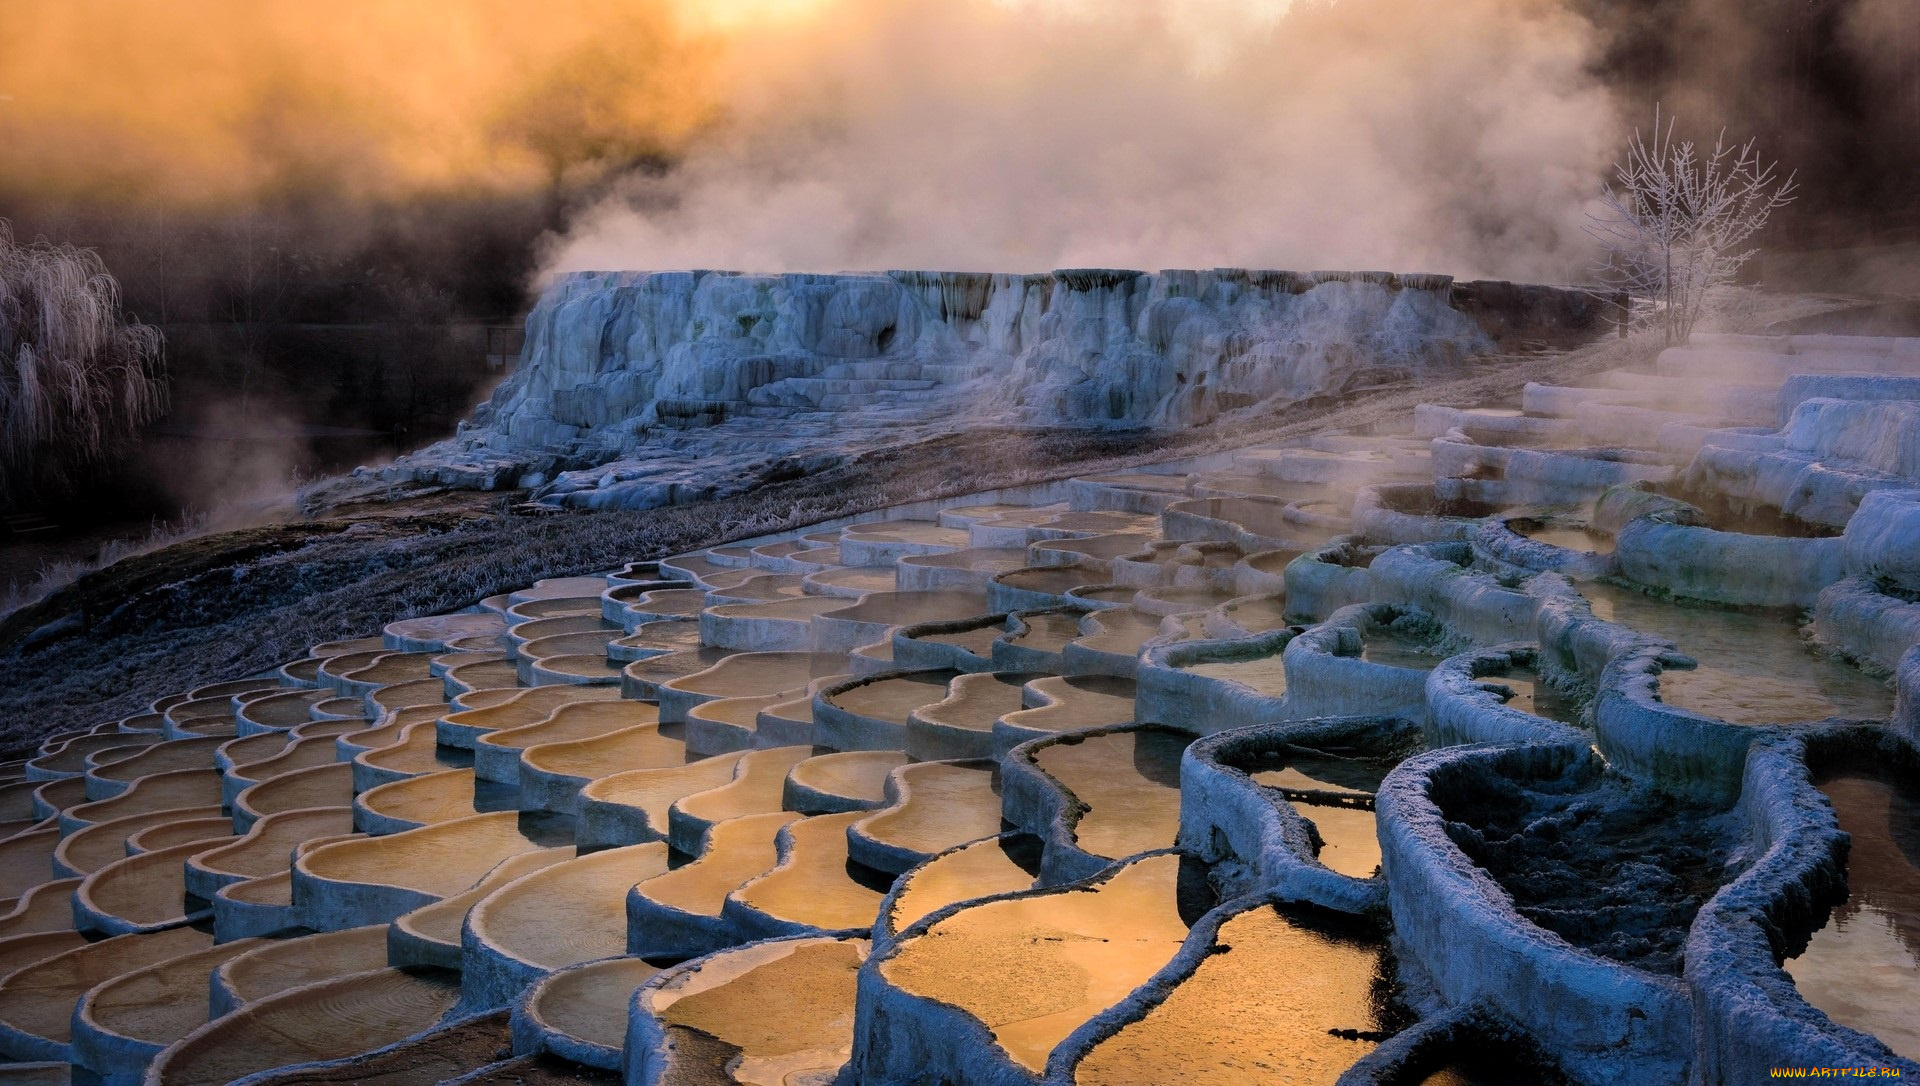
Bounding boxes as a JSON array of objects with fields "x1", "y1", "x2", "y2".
[{"x1": 543, "y1": 0, "x2": 1619, "y2": 282}]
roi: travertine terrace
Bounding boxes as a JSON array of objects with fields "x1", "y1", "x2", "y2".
[{"x1": 0, "y1": 327, "x2": 1916, "y2": 1085}]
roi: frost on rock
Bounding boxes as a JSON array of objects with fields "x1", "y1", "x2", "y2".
[{"x1": 384, "y1": 269, "x2": 1495, "y2": 509}]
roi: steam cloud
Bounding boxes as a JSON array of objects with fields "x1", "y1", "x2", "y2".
[{"x1": 542, "y1": 0, "x2": 1621, "y2": 282}]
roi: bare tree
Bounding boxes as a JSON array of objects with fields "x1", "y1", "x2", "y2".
[
  {"x1": 1587, "y1": 108, "x2": 1799, "y2": 346},
  {"x1": 0, "y1": 221, "x2": 168, "y2": 503}
]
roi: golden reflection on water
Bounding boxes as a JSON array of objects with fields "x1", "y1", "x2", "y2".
[
  {"x1": 1181, "y1": 655, "x2": 1287, "y2": 696},
  {"x1": 1034, "y1": 730, "x2": 1189, "y2": 859},
  {"x1": 655, "y1": 938, "x2": 868, "y2": 1086},
  {"x1": 882, "y1": 853, "x2": 1199, "y2": 1072},
  {"x1": 1785, "y1": 769, "x2": 1920, "y2": 1062},
  {"x1": 1074, "y1": 903, "x2": 1395, "y2": 1084},
  {"x1": 1580, "y1": 582, "x2": 1892, "y2": 725}
]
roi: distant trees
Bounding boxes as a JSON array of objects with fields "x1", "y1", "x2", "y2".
[
  {"x1": 1587, "y1": 109, "x2": 1799, "y2": 345},
  {"x1": 0, "y1": 221, "x2": 167, "y2": 504}
]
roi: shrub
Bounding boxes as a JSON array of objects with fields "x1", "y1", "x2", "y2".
[{"x1": 0, "y1": 221, "x2": 167, "y2": 504}]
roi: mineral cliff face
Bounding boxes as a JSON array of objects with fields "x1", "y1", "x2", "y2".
[{"x1": 381, "y1": 268, "x2": 1499, "y2": 509}]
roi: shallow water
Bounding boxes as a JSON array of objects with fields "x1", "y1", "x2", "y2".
[
  {"x1": 1784, "y1": 767, "x2": 1920, "y2": 1062},
  {"x1": 1219, "y1": 596, "x2": 1291, "y2": 633},
  {"x1": 650, "y1": 938, "x2": 868, "y2": 1086},
  {"x1": 1293, "y1": 803, "x2": 1381, "y2": 879},
  {"x1": 1181, "y1": 654, "x2": 1287, "y2": 697},
  {"x1": 1580, "y1": 582, "x2": 1892, "y2": 725},
  {"x1": 1517, "y1": 524, "x2": 1616, "y2": 556},
  {"x1": 888, "y1": 834, "x2": 1045, "y2": 933},
  {"x1": 882, "y1": 853, "x2": 1211, "y2": 1072},
  {"x1": 1074, "y1": 902, "x2": 1397, "y2": 1084},
  {"x1": 829, "y1": 672, "x2": 957, "y2": 724},
  {"x1": 1486, "y1": 667, "x2": 1588, "y2": 726},
  {"x1": 922, "y1": 623, "x2": 1005, "y2": 658},
  {"x1": 856, "y1": 762, "x2": 1003, "y2": 856},
  {"x1": 1251, "y1": 751, "x2": 1393, "y2": 880},
  {"x1": 1004, "y1": 611, "x2": 1087, "y2": 655},
  {"x1": 1359, "y1": 633, "x2": 1444, "y2": 671},
  {"x1": 1033, "y1": 730, "x2": 1189, "y2": 859}
]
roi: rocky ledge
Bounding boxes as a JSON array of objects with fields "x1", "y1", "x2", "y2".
[{"x1": 370, "y1": 269, "x2": 1604, "y2": 510}]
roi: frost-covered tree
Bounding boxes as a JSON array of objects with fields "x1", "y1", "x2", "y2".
[
  {"x1": 0, "y1": 221, "x2": 167, "y2": 503},
  {"x1": 1587, "y1": 109, "x2": 1798, "y2": 345}
]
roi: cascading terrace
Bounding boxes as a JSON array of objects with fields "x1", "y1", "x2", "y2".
[{"x1": 0, "y1": 327, "x2": 1914, "y2": 1085}]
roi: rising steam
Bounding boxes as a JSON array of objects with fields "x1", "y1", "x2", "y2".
[{"x1": 542, "y1": 0, "x2": 1621, "y2": 282}]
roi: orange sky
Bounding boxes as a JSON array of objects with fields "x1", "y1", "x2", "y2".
[{"x1": 0, "y1": 0, "x2": 732, "y2": 204}]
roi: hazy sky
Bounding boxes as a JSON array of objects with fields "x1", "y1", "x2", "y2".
[{"x1": 0, "y1": 0, "x2": 1619, "y2": 280}]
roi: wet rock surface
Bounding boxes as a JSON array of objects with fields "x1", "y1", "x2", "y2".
[{"x1": 1438, "y1": 768, "x2": 1740, "y2": 974}]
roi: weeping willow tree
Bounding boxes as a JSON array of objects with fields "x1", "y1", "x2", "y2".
[{"x1": 0, "y1": 221, "x2": 167, "y2": 506}]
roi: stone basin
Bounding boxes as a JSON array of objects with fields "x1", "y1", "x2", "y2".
[
  {"x1": 355, "y1": 768, "x2": 498, "y2": 833},
  {"x1": 883, "y1": 834, "x2": 1045, "y2": 938},
  {"x1": 1582, "y1": 581, "x2": 1893, "y2": 725},
  {"x1": 574, "y1": 753, "x2": 749, "y2": 851},
  {"x1": 0, "y1": 925, "x2": 213, "y2": 1060},
  {"x1": 667, "y1": 746, "x2": 811, "y2": 855},
  {"x1": 998, "y1": 610, "x2": 1085, "y2": 658},
  {"x1": 896, "y1": 548, "x2": 1029, "y2": 593},
  {"x1": 463, "y1": 841, "x2": 670, "y2": 1007},
  {"x1": 354, "y1": 718, "x2": 469, "y2": 790},
  {"x1": 628, "y1": 810, "x2": 801, "y2": 959},
  {"x1": 224, "y1": 734, "x2": 348, "y2": 808},
  {"x1": 84, "y1": 735, "x2": 226, "y2": 798},
  {"x1": 1515, "y1": 519, "x2": 1617, "y2": 556},
  {"x1": 147, "y1": 966, "x2": 462, "y2": 1086},
  {"x1": 124, "y1": 815, "x2": 232, "y2": 853},
  {"x1": 811, "y1": 590, "x2": 992, "y2": 654},
  {"x1": 61, "y1": 770, "x2": 224, "y2": 834},
  {"x1": 1070, "y1": 901, "x2": 1402, "y2": 1085},
  {"x1": 1031, "y1": 532, "x2": 1160, "y2": 566},
  {"x1": 804, "y1": 565, "x2": 898, "y2": 597},
  {"x1": 387, "y1": 847, "x2": 576, "y2": 971},
  {"x1": 516, "y1": 956, "x2": 661, "y2": 1070},
  {"x1": 0, "y1": 878, "x2": 80, "y2": 939},
  {"x1": 783, "y1": 750, "x2": 909, "y2": 814},
  {"x1": 436, "y1": 686, "x2": 623, "y2": 748},
  {"x1": 632, "y1": 936, "x2": 868, "y2": 1086},
  {"x1": 1030, "y1": 728, "x2": 1190, "y2": 860},
  {"x1": 1786, "y1": 756, "x2": 1920, "y2": 1063},
  {"x1": 850, "y1": 761, "x2": 1003, "y2": 874},
  {"x1": 28, "y1": 735, "x2": 155, "y2": 779},
  {"x1": 660, "y1": 651, "x2": 847, "y2": 716},
  {"x1": 213, "y1": 924, "x2": 391, "y2": 1010},
  {"x1": 622, "y1": 648, "x2": 741, "y2": 700},
  {"x1": 53, "y1": 807, "x2": 224, "y2": 879},
  {"x1": 215, "y1": 731, "x2": 291, "y2": 773},
  {"x1": 472, "y1": 700, "x2": 661, "y2": 785},
  {"x1": 726, "y1": 812, "x2": 893, "y2": 937},
  {"x1": 74, "y1": 839, "x2": 220, "y2": 935},
  {"x1": 816, "y1": 671, "x2": 958, "y2": 751},
  {"x1": 907, "y1": 672, "x2": 1041, "y2": 760},
  {"x1": 997, "y1": 675, "x2": 1137, "y2": 750},
  {"x1": 519, "y1": 725, "x2": 694, "y2": 816},
  {"x1": 1179, "y1": 650, "x2": 1289, "y2": 698},
  {"x1": 185, "y1": 806, "x2": 355, "y2": 900},
  {"x1": 293, "y1": 811, "x2": 554, "y2": 928},
  {"x1": 234, "y1": 762, "x2": 355, "y2": 830},
  {"x1": 610, "y1": 619, "x2": 704, "y2": 662},
  {"x1": 874, "y1": 851, "x2": 1213, "y2": 1074},
  {"x1": 70, "y1": 936, "x2": 264, "y2": 1083}
]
